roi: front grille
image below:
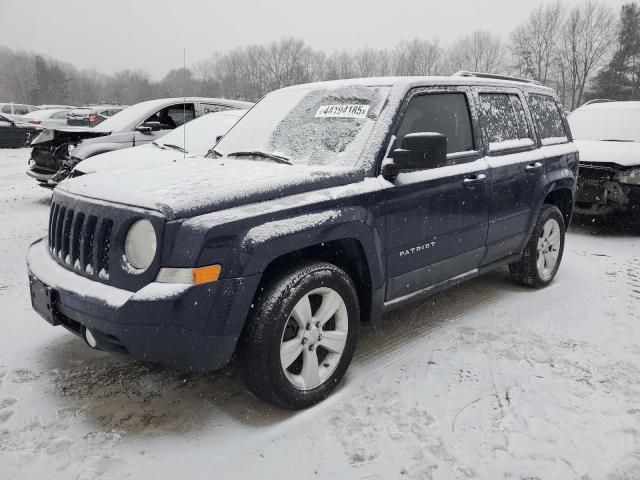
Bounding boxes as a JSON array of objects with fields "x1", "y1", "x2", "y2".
[{"x1": 48, "y1": 201, "x2": 113, "y2": 280}]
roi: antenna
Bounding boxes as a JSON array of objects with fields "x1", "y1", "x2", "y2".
[{"x1": 183, "y1": 48, "x2": 186, "y2": 159}]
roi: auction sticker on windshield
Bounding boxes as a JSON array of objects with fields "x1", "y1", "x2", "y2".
[{"x1": 315, "y1": 104, "x2": 370, "y2": 118}]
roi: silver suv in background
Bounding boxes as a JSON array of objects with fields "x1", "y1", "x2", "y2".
[{"x1": 0, "y1": 103, "x2": 40, "y2": 122}]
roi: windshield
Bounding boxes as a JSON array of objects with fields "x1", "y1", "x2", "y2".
[
  {"x1": 569, "y1": 107, "x2": 640, "y2": 142},
  {"x1": 157, "y1": 110, "x2": 245, "y2": 155},
  {"x1": 215, "y1": 84, "x2": 390, "y2": 167},
  {"x1": 94, "y1": 101, "x2": 157, "y2": 132}
]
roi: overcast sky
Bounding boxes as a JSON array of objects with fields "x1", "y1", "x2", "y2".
[{"x1": 0, "y1": 0, "x2": 628, "y2": 79}]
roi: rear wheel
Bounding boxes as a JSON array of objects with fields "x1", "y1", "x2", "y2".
[
  {"x1": 509, "y1": 204, "x2": 565, "y2": 288},
  {"x1": 239, "y1": 261, "x2": 360, "y2": 409}
]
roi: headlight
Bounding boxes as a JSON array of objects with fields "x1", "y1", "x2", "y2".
[
  {"x1": 124, "y1": 219, "x2": 157, "y2": 270},
  {"x1": 31, "y1": 129, "x2": 54, "y2": 145},
  {"x1": 617, "y1": 168, "x2": 640, "y2": 185}
]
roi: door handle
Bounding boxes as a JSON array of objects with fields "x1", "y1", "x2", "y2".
[
  {"x1": 525, "y1": 162, "x2": 543, "y2": 172},
  {"x1": 463, "y1": 173, "x2": 487, "y2": 187}
]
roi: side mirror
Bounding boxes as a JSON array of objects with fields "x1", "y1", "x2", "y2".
[
  {"x1": 136, "y1": 121, "x2": 162, "y2": 134},
  {"x1": 382, "y1": 132, "x2": 447, "y2": 178},
  {"x1": 215, "y1": 135, "x2": 224, "y2": 143}
]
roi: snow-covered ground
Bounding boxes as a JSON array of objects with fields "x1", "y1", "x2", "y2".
[{"x1": 1, "y1": 148, "x2": 639, "y2": 479}]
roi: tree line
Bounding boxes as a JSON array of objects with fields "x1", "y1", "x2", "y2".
[{"x1": 0, "y1": 1, "x2": 637, "y2": 110}]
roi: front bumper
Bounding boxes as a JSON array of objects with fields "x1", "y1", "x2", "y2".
[
  {"x1": 575, "y1": 177, "x2": 640, "y2": 216},
  {"x1": 27, "y1": 239, "x2": 260, "y2": 372}
]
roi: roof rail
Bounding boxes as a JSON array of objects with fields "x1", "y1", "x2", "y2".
[
  {"x1": 452, "y1": 71, "x2": 542, "y2": 86},
  {"x1": 582, "y1": 99, "x2": 614, "y2": 106}
]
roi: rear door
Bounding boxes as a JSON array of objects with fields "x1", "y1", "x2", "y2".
[
  {"x1": 476, "y1": 89, "x2": 544, "y2": 264},
  {"x1": 384, "y1": 88, "x2": 490, "y2": 301},
  {"x1": 527, "y1": 93, "x2": 577, "y2": 211}
]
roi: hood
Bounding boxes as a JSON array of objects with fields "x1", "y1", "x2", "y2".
[
  {"x1": 73, "y1": 144, "x2": 185, "y2": 174},
  {"x1": 31, "y1": 126, "x2": 109, "y2": 147},
  {"x1": 58, "y1": 158, "x2": 365, "y2": 220},
  {"x1": 575, "y1": 140, "x2": 640, "y2": 168}
]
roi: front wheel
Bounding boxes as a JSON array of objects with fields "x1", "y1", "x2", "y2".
[
  {"x1": 239, "y1": 261, "x2": 360, "y2": 409},
  {"x1": 509, "y1": 204, "x2": 566, "y2": 288}
]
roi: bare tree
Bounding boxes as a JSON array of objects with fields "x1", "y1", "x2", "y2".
[
  {"x1": 556, "y1": 1, "x2": 616, "y2": 109},
  {"x1": 447, "y1": 30, "x2": 506, "y2": 74},
  {"x1": 393, "y1": 38, "x2": 443, "y2": 76},
  {"x1": 511, "y1": 2, "x2": 564, "y2": 83}
]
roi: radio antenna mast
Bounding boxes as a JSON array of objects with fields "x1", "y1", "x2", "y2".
[{"x1": 183, "y1": 48, "x2": 186, "y2": 159}]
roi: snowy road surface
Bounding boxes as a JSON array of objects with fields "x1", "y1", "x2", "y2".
[{"x1": 1, "y1": 148, "x2": 639, "y2": 479}]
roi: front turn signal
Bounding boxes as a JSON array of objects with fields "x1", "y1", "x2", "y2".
[{"x1": 156, "y1": 264, "x2": 222, "y2": 284}]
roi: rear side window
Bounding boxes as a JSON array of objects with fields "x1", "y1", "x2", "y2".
[
  {"x1": 395, "y1": 93, "x2": 474, "y2": 155},
  {"x1": 529, "y1": 94, "x2": 567, "y2": 145},
  {"x1": 198, "y1": 103, "x2": 234, "y2": 116},
  {"x1": 15, "y1": 105, "x2": 30, "y2": 115},
  {"x1": 479, "y1": 93, "x2": 533, "y2": 151}
]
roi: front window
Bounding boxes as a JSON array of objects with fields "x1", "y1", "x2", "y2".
[
  {"x1": 569, "y1": 107, "x2": 640, "y2": 142},
  {"x1": 394, "y1": 92, "x2": 475, "y2": 156},
  {"x1": 214, "y1": 85, "x2": 390, "y2": 167}
]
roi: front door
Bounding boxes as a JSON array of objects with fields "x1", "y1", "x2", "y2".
[{"x1": 384, "y1": 89, "x2": 490, "y2": 301}]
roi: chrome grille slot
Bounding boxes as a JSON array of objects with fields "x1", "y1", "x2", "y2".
[
  {"x1": 54, "y1": 206, "x2": 66, "y2": 258},
  {"x1": 70, "y1": 212, "x2": 85, "y2": 269},
  {"x1": 61, "y1": 208, "x2": 74, "y2": 263},
  {"x1": 97, "y1": 219, "x2": 113, "y2": 279},
  {"x1": 83, "y1": 215, "x2": 98, "y2": 275}
]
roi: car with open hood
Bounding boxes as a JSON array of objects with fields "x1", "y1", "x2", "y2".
[
  {"x1": 27, "y1": 74, "x2": 578, "y2": 409},
  {"x1": 568, "y1": 100, "x2": 640, "y2": 217},
  {"x1": 71, "y1": 109, "x2": 248, "y2": 177},
  {"x1": 26, "y1": 97, "x2": 253, "y2": 187}
]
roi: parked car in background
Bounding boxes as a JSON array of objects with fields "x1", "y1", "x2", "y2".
[
  {"x1": 0, "y1": 103, "x2": 40, "y2": 122},
  {"x1": 21, "y1": 109, "x2": 70, "y2": 129},
  {"x1": 27, "y1": 97, "x2": 253, "y2": 187},
  {"x1": 72, "y1": 109, "x2": 249, "y2": 176},
  {"x1": 27, "y1": 74, "x2": 577, "y2": 409},
  {"x1": 568, "y1": 100, "x2": 640, "y2": 217},
  {"x1": 0, "y1": 113, "x2": 43, "y2": 148},
  {"x1": 66, "y1": 105, "x2": 125, "y2": 127}
]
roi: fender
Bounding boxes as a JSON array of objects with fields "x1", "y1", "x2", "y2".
[
  {"x1": 236, "y1": 206, "x2": 385, "y2": 289},
  {"x1": 72, "y1": 142, "x2": 132, "y2": 161}
]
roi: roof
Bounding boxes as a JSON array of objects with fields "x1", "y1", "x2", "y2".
[
  {"x1": 575, "y1": 101, "x2": 640, "y2": 111},
  {"x1": 279, "y1": 76, "x2": 555, "y2": 94},
  {"x1": 128, "y1": 97, "x2": 253, "y2": 111}
]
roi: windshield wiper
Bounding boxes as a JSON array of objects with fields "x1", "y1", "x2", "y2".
[
  {"x1": 227, "y1": 150, "x2": 292, "y2": 165},
  {"x1": 600, "y1": 139, "x2": 635, "y2": 142},
  {"x1": 162, "y1": 143, "x2": 187, "y2": 153}
]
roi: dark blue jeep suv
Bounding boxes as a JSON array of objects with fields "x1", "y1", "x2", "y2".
[{"x1": 27, "y1": 73, "x2": 578, "y2": 409}]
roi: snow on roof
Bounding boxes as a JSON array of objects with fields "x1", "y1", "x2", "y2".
[
  {"x1": 577, "y1": 101, "x2": 640, "y2": 111},
  {"x1": 279, "y1": 76, "x2": 554, "y2": 94}
]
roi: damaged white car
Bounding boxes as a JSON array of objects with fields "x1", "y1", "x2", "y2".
[
  {"x1": 569, "y1": 100, "x2": 640, "y2": 217},
  {"x1": 71, "y1": 109, "x2": 248, "y2": 177}
]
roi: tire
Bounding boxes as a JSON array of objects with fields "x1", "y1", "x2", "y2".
[
  {"x1": 239, "y1": 261, "x2": 360, "y2": 409},
  {"x1": 509, "y1": 204, "x2": 565, "y2": 288}
]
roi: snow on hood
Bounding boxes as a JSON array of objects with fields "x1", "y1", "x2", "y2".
[
  {"x1": 575, "y1": 140, "x2": 640, "y2": 168},
  {"x1": 73, "y1": 144, "x2": 186, "y2": 175},
  {"x1": 58, "y1": 158, "x2": 365, "y2": 220}
]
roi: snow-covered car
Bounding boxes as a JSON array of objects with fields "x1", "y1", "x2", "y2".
[
  {"x1": 27, "y1": 97, "x2": 253, "y2": 187},
  {"x1": 71, "y1": 109, "x2": 248, "y2": 176},
  {"x1": 21, "y1": 108, "x2": 70, "y2": 129},
  {"x1": 66, "y1": 105, "x2": 125, "y2": 127},
  {"x1": 0, "y1": 113, "x2": 43, "y2": 148},
  {"x1": 0, "y1": 102, "x2": 40, "y2": 122},
  {"x1": 27, "y1": 74, "x2": 577, "y2": 409},
  {"x1": 569, "y1": 100, "x2": 640, "y2": 217}
]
